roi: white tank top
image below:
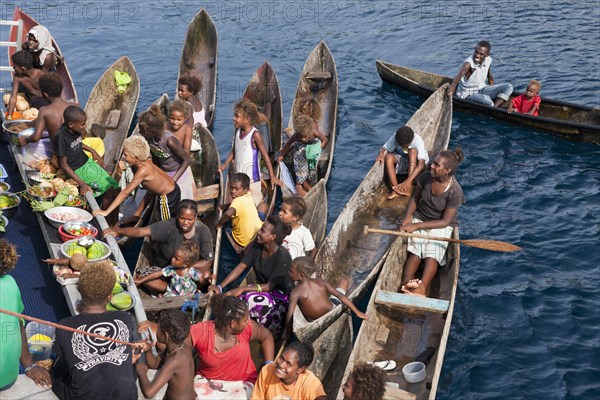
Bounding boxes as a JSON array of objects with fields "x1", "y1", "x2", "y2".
[{"x1": 234, "y1": 127, "x2": 261, "y2": 182}]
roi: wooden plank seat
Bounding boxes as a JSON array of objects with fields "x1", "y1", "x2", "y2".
[
  {"x1": 385, "y1": 383, "x2": 417, "y2": 400},
  {"x1": 375, "y1": 290, "x2": 449, "y2": 314},
  {"x1": 194, "y1": 183, "x2": 219, "y2": 201},
  {"x1": 141, "y1": 294, "x2": 208, "y2": 312},
  {"x1": 305, "y1": 71, "x2": 332, "y2": 80}
]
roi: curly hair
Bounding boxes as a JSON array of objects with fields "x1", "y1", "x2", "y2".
[
  {"x1": 168, "y1": 99, "x2": 191, "y2": 118},
  {"x1": 294, "y1": 114, "x2": 314, "y2": 140},
  {"x1": 12, "y1": 50, "x2": 33, "y2": 69},
  {"x1": 394, "y1": 126, "x2": 415, "y2": 147},
  {"x1": 39, "y1": 73, "x2": 64, "y2": 98},
  {"x1": 78, "y1": 260, "x2": 116, "y2": 306},
  {"x1": 528, "y1": 79, "x2": 542, "y2": 93},
  {"x1": 234, "y1": 98, "x2": 267, "y2": 126},
  {"x1": 158, "y1": 310, "x2": 190, "y2": 345},
  {"x1": 438, "y1": 148, "x2": 464, "y2": 176},
  {"x1": 265, "y1": 215, "x2": 292, "y2": 246},
  {"x1": 139, "y1": 104, "x2": 165, "y2": 138},
  {"x1": 177, "y1": 239, "x2": 199, "y2": 265},
  {"x1": 123, "y1": 135, "x2": 150, "y2": 161},
  {"x1": 211, "y1": 294, "x2": 248, "y2": 330},
  {"x1": 348, "y1": 363, "x2": 386, "y2": 400},
  {"x1": 178, "y1": 74, "x2": 202, "y2": 95},
  {"x1": 292, "y1": 256, "x2": 317, "y2": 277},
  {"x1": 283, "y1": 341, "x2": 314, "y2": 368},
  {"x1": 0, "y1": 239, "x2": 19, "y2": 275},
  {"x1": 282, "y1": 195, "x2": 307, "y2": 218},
  {"x1": 295, "y1": 98, "x2": 322, "y2": 121}
]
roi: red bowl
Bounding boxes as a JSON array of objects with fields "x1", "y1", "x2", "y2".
[{"x1": 58, "y1": 222, "x2": 98, "y2": 242}]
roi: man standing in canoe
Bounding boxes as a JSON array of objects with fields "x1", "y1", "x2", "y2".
[
  {"x1": 446, "y1": 40, "x2": 513, "y2": 107},
  {"x1": 376, "y1": 126, "x2": 428, "y2": 199}
]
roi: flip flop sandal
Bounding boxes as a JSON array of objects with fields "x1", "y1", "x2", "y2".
[{"x1": 369, "y1": 359, "x2": 397, "y2": 371}]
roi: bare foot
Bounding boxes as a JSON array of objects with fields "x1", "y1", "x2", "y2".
[
  {"x1": 393, "y1": 184, "x2": 411, "y2": 196},
  {"x1": 400, "y1": 279, "x2": 426, "y2": 297}
]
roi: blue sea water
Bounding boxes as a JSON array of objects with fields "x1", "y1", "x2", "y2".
[{"x1": 2, "y1": 1, "x2": 598, "y2": 398}]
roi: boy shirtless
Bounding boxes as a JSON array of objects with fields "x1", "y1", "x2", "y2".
[
  {"x1": 93, "y1": 135, "x2": 181, "y2": 222},
  {"x1": 284, "y1": 257, "x2": 367, "y2": 339},
  {"x1": 19, "y1": 73, "x2": 73, "y2": 146},
  {"x1": 447, "y1": 40, "x2": 513, "y2": 107},
  {"x1": 6, "y1": 50, "x2": 46, "y2": 118},
  {"x1": 137, "y1": 310, "x2": 196, "y2": 400}
]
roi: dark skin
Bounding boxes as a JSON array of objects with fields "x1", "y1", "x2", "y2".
[
  {"x1": 447, "y1": 44, "x2": 505, "y2": 108},
  {"x1": 137, "y1": 328, "x2": 196, "y2": 400},
  {"x1": 19, "y1": 95, "x2": 76, "y2": 146},
  {"x1": 278, "y1": 202, "x2": 317, "y2": 258},
  {"x1": 19, "y1": 321, "x2": 52, "y2": 387},
  {"x1": 6, "y1": 64, "x2": 44, "y2": 118},
  {"x1": 208, "y1": 220, "x2": 278, "y2": 297},
  {"x1": 141, "y1": 127, "x2": 191, "y2": 184},
  {"x1": 284, "y1": 264, "x2": 366, "y2": 340},
  {"x1": 23, "y1": 34, "x2": 59, "y2": 72},
  {"x1": 376, "y1": 145, "x2": 425, "y2": 198},
  {"x1": 399, "y1": 155, "x2": 458, "y2": 297}
]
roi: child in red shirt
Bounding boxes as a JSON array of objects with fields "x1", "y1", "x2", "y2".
[{"x1": 508, "y1": 80, "x2": 541, "y2": 116}]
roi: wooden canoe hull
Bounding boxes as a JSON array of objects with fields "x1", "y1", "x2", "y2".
[
  {"x1": 178, "y1": 8, "x2": 218, "y2": 130},
  {"x1": 336, "y1": 228, "x2": 461, "y2": 400},
  {"x1": 294, "y1": 84, "x2": 453, "y2": 394},
  {"x1": 281, "y1": 41, "x2": 338, "y2": 249},
  {"x1": 9, "y1": 7, "x2": 78, "y2": 103},
  {"x1": 84, "y1": 56, "x2": 140, "y2": 176},
  {"x1": 376, "y1": 60, "x2": 600, "y2": 143}
]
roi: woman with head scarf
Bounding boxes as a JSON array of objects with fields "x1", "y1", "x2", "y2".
[{"x1": 23, "y1": 25, "x2": 58, "y2": 71}]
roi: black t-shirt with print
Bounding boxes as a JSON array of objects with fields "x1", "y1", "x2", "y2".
[{"x1": 54, "y1": 124, "x2": 89, "y2": 170}]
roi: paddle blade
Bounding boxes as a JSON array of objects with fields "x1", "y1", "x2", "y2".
[{"x1": 462, "y1": 239, "x2": 522, "y2": 252}]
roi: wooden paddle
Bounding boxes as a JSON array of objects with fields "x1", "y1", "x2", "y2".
[{"x1": 363, "y1": 225, "x2": 522, "y2": 252}]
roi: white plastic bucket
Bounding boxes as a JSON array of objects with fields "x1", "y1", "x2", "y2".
[{"x1": 25, "y1": 322, "x2": 55, "y2": 361}]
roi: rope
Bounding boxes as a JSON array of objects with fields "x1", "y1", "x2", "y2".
[{"x1": 0, "y1": 308, "x2": 141, "y2": 348}]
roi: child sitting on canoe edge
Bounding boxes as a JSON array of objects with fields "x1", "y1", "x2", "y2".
[
  {"x1": 134, "y1": 239, "x2": 213, "y2": 297},
  {"x1": 508, "y1": 80, "x2": 542, "y2": 116},
  {"x1": 284, "y1": 256, "x2": 367, "y2": 340},
  {"x1": 446, "y1": 40, "x2": 513, "y2": 107},
  {"x1": 279, "y1": 196, "x2": 317, "y2": 260},
  {"x1": 216, "y1": 172, "x2": 264, "y2": 248},
  {"x1": 277, "y1": 113, "x2": 328, "y2": 197},
  {"x1": 137, "y1": 310, "x2": 197, "y2": 400},
  {"x1": 376, "y1": 126, "x2": 428, "y2": 199}
]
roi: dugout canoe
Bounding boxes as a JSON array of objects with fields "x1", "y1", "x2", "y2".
[
  {"x1": 280, "y1": 41, "x2": 338, "y2": 248},
  {"x1": 177, "y1": 8, "x2": 218, "y2": 130},
  {"x1": 8, "y1": 6, "x2": 78, "y2": 103},
  {"x1": 132, "y1": 102, "x2": 224, "y2": 318},
  {"x1": 376, "y1": 60, "x2": 600, "y2": 143},
  {"x1": 335, "y1": 228, "x2": 460, "y2": 399},
  {"x1": 296, "y1": 84, "x2": 453, "y2": 398},
  {"x1": 83, "y1": 56, "x2": 140, "y2": 177},
  {"x1": 223, "y1": 62, "x2": 282, "y2": 254}
]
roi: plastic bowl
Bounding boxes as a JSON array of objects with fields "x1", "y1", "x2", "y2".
[
  {"x1": 44, "y1": 206, "x2": 93, "y2": 229},
  {"x1": 27, "y1": 185, "x2": 57, "y2": 201},
  {"x1": 58, "y1": 221, "x2": 98, "y2": 242},
  {"x1": 60, "y1": 237, "x2": 111, "y2": 261},
  {"x1": 2, "y1": 119, "x2": 35, "y2": 146},
  {"x1": 402, "y1": 361, "x2": 426, "y2": 383},
  {"x1": 0, "y1": 192, "x2": 21, "y2": 219},
  {"x1": 0, "y1": 181, "x2": 10, "y2": 192}
]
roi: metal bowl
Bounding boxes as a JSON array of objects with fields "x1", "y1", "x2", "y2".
[
  {"x1": 60, "y1": 237, "x2": 111, "y2": 261},
  {"x1": 2, "y1": 119, "x2": 35, "y2": 146},
  {"x1": 0, "y1": 181, "x2": 10, "y2": 192},
  {"x1": 27, "y1": 171, "x2": 55, "y2": 186},
  {"x1": 27, "y1": 185, "x2": 57, "y2": 202},
  {"x1": 0, "y1": 192, "x2": 21, "y2": 219}
]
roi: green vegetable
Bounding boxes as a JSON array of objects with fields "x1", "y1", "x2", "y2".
[{"x1": 0, "y1": 211, "x2": 5, "y2": 232}]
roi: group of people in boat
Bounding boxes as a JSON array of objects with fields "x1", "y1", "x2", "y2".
[{"x1": 1, "y1": 34, "x2": 537, "y2": 399}]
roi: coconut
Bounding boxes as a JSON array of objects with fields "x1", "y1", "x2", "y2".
[{"x1": 69, "y1": 253, "x2": 88, "y2": 271}]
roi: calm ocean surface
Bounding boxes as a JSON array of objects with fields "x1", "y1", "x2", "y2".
[{"x1": 3, "y1": 1, "x2": 599, "y2": 398}]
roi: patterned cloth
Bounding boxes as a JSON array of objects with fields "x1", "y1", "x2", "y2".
[
  {"x1": 240, "y1": 290, "x2": 289, "y2": 339},
  {"x1": 406, "y1": 217, "x2": 453, "y2": 266},
  {"x1": 162, "y1": 266, "x2": 201, "y2": 297},
  {"x1": 194, "y1": 375, "x2": 253, "y2": 399},
  {"x1": 292, "y1": 141, "x2": 318, "y2": 185}
]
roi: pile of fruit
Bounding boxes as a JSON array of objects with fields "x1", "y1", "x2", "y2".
[
  {"x1": 0, "y1": 194, "x2": 18, "y2": 209},
  {"x1": 107, "y1": 292, "x2": 134, "y2": 311},
  {"x1": 65, "y1": 241, "x2": 107, "y2": 260},
  {"x1": 64, "y1": 225, "x2": 95, "y2": 237}
]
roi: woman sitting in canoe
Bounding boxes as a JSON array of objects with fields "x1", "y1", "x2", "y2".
[
  {"x1": 139, "y1": 105, "x2": 196, "y2": 201},
  {"x1": 22, "y1": 25, "x2": 60, "y2": 71},
  {"x1": 208, "y1": 215, "x2": 294, "y2": 339},
  {"x1": 399, "y1": 148, "x2": 465, "y2": 297},
  {"x1": 139, "y1": 294, "x2": 274, "y2": 399}
]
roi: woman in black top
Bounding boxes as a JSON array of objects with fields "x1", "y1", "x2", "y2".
[{"x1": 210, "y1": 216, "x2": 293, "y2": 338}]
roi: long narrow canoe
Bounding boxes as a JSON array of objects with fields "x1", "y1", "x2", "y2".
[
  {"x1": 281, "y1": 41, "x2": 338, "y2": 248},
  {"x1": 297, "y1": 85, "x2": 453, "y2": 398},
  {"x1": 133, "y1": 97, "x2": 223, "y2": 317},
  {"x1": 8, "y1": 6, "x2": 78, "y2": 103},
  {"x1": 223, "y1": 62, "x2": 282, "y2": 254},
  {"x1": 84, "y1": 56, "x2": 140, "y2": 176},
  {"x1": 377, "y1": 60, "x2": 600, "y2": 143},
  {"x1": 336, "y1": 229, "x2": 460, "y2": 399},
  {"x1": 177, "y1": 8, "x2": 218, "y2": 130}
]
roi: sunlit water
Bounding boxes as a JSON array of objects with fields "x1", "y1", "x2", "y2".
[{"x1": 2, "y1": 1, "x2": 598, "y2": 398}]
